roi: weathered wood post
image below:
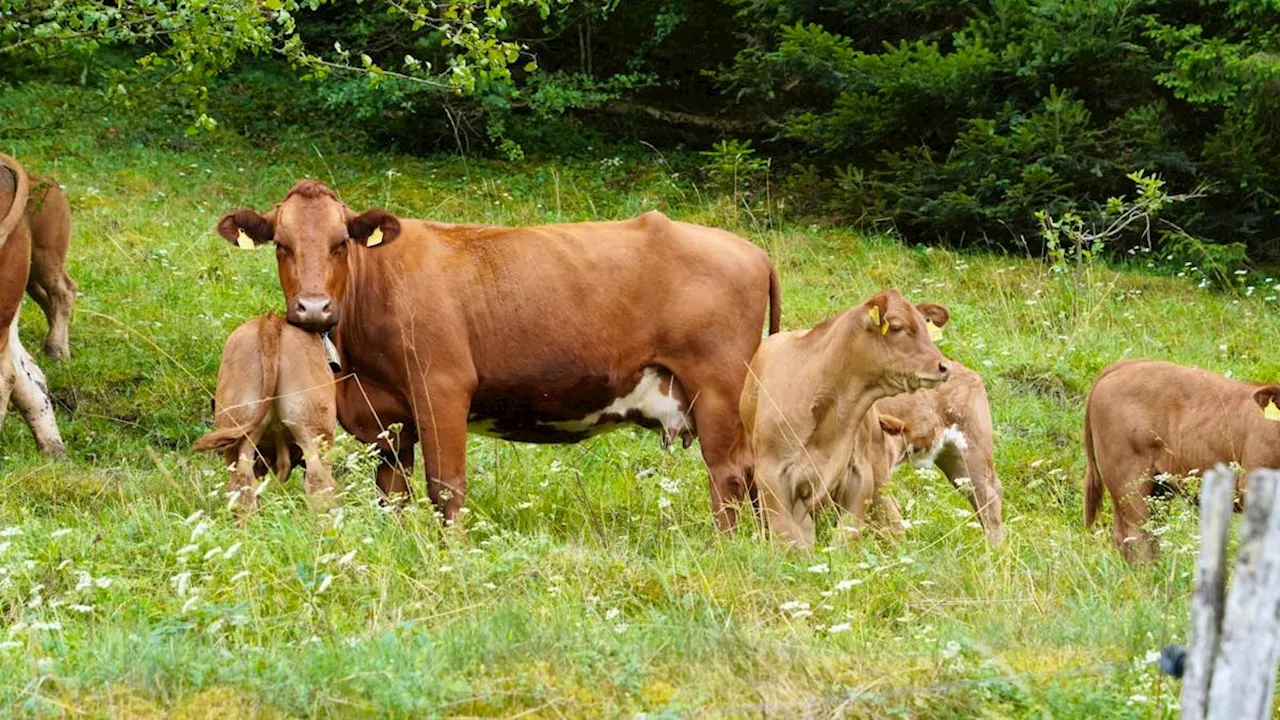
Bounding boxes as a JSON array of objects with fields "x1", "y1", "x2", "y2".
[{"x1": 1180, "y1": 464, "x2": 1280, "y2": 719}]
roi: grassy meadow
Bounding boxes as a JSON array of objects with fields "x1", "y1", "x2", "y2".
[{"x1": 3, "y1": 85, "x2": 1279, "y2": 718}]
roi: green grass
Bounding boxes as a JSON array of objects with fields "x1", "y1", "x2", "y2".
[{"x1": 2, "y1": 83, "x2": 1275, "y2": 717}]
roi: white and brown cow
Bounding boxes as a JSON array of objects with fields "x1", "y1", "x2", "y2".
[
  {"x1": 217, "y1": 181, "x2": 779, "y2": 529},
  {"x1": 877, "y1": 361, "x2": 1003, "y2": 545},
  {"x1": 0, "y1": 153, "x2": 65, "y2": 457}
]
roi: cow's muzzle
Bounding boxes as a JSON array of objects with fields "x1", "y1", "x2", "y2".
[
  {"x1": 915, "y1": 361, "x2": 951, "y2": 389},
  {"x1": 290, "y1": 294, "x2": 337, "y2": 331}
]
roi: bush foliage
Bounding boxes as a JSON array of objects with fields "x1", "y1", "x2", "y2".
[{"x1": 3, "y1": 0, "x2": 1278, "y2": 261}]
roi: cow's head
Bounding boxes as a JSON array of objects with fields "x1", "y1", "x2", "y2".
[
  {"x1": 877, "y1": 413, "x2": 909, "y2": 466},
  {"x1": 856, "y1": 289, "x2": 951, "y2": 394},
  {"x1": 217, "y1": 180, "x2": 400, "y2": 331}
]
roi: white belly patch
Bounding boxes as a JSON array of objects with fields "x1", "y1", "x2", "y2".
[
  {"x1": 467, "y1": 367, "x2": 695, "y2": 446},
  {"x1": 909, "y1": 424, "x2": 969, "y2": 468}
]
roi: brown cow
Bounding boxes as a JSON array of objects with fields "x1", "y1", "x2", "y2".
[
  {"x1": 216, "y1": 181, "x2": 779, "y2": 529},
  {"x1": 193, "y1": 313, "x2": 337, "y2": 515},
  {"x1": 876, "y1": 361, "x2": 1004, "y2": 545},
  {"x1": 25, "y1": 174, "x2": 77, "y2": 362},
  {"x1": 739, "y1": 290, "x2": 951, "y2": 548},
  {"x1": 0, "y1": 153, "x2": 65, "y2": 457},
  {"x1": 1083, "y1": 359, "x2": 1280, "y2": 563}
]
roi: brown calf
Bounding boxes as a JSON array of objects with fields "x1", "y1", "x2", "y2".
[
  {"x1": 217, "y1": 181, "x2": 778, "y2": 530},
  {"x1": 0, "y1": 153, "x2": 65, "y2": 457},
  {"x1": 876, "y1": 361, "x2": 1004, "y2": 545},
  {"x1": 1083, "y1": 359, "x2": 1280, "y2": 563},
  {"x1": 740, "y1": 290, "x2": 951, "y2": 548},
  {"x1": 193, "y1": 314, "x2": 337, "y2": 515}
]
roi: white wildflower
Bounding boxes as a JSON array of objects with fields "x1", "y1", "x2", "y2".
[
  {"x1": 808, "y1": 563, "x2": 830, "y2": 574},
  {"x1": 223, "y1": 543, "x2": 241, "y2": 560},
  {"x1": 50, "y1": 529, "x2": 72, "y2": 539},
  {"x1": 0, "y1": 527, "x2": 21, "y2": 537},
  {"x1": 68, "y1": 604, "x2": 93, "y2": 614},
  {"x1": 828, "y1": 623, "x2": 852, "y2": 634},
  {"x1": 835, "y1": 579, "x2": 863, "y2": 591},
  {"x1": 315, "y1": 574, "x2": 333, "y2": 595},
  {"x1": 29, "y1": 621, "x2": 61, "y2": 631}
]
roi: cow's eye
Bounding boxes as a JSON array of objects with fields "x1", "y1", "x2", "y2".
[
  {"x1": 889, "y1": 322, "x2": 905, "y2": 334},
  {"x1": 275, "y1": 244, "x2": 292, "y2": 258},
  {"x1": 332, "y1": 240, "x2": 348, "y2": 256}
]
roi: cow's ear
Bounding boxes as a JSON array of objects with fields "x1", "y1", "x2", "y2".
[
  {"x1": 217, "y1": 209, "x2": 273, "y2": 248},
  {"x1": 916, "y1": 302, "x2": 950, "y2": 329},
  {"x1": 1254, "y1": 386, "x2": 1280, "y2": 421},
  {"x1": 862, "y1": 293, "x2": 891, "y2": 334},
  {"x1": 348, "y1": 209, "x2": 401, "y2": 248},
  {"x1": 879, "y1": 414, "x2": 906, "y2": 436}
]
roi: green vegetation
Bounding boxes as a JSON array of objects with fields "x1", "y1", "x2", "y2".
[{"x1": 4, "y1": 85, "x2": 1277, "y2": 717}]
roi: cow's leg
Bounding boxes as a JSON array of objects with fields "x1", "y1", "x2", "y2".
[
  {"x1": 682, "y1": 384, "x2": 753, "y2": 531},
  {"x1": 870, "y1": 487, "x2": 905, "y2": 539},
  {"x1": 227, "y1": 439, "x2": 261, "y2": 518},
  {"x1": 377, "y1": 441, "x2": 415, "y2": 503},
  {"x1": 935, "y1": 443, "x2": 1004, "y2": 545},
  {"x1": 413, "y1": 386, "x2": 471, "y2": 526},
  {"x1": 755, "y1": 466, "x2": 815, "y2": 548},
  {"x1": 1109, "y1": 462, "x2": 1157, "y2": 563},
  {"x1": 834, "y1": 465, "x2": 877, "y2": 542},
  {"x1": 294, "y1": 434, "x2": 336, "y2": 514},
  {"x1": 6, "y1": 314, "x2": 65, "y2": 457},
  {"x1": 26, "y1": 264, "x2": 74, "y2": 362}
]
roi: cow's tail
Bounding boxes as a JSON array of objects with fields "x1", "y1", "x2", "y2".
[
  {"x1": 0, "y1": 153, "x2": 31, "y2": 249},
  {"x1": 1083, "y1": 394, "x2": 1102, "y2": 528},
  {"x1": 767, "y1": 261, "x2": 782, "y2": 335},
  {"x1": 192, "y1": 314, "x2": 283, "y2": 453}
]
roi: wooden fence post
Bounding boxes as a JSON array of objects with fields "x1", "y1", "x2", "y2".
[{"x1": 1181, "y1": 465, "x2": 1280, "y2": 720}]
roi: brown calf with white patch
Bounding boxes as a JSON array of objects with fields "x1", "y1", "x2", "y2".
[
  {"x1": 0, "y1": 153, "x2": 65, "y2": 457},
  {"x1": 740, "y1": 290, "x2": 951, "y2": 548},
  {"x1": 193, "y1": 314, "x2": 337, "y2": 515},
  {"x1": 876, "y1": 361, "x2": 1003, "y2": 545},
  {"x1": 1083, "y1": 359, "x2": 1280, "y2": 563}
]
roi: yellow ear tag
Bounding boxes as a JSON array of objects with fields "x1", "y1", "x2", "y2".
[
  {"x1": 1265, "y1": 400, "x2": 1280, "y2": 422},
  {"x1": 926, "y1": 319, "x2": 943, "y2": 342},
  {"x1": 367, "y1": 227, "x2": 384, "y2": 247},
  {"x1": 868, "y1": 306, "x2": 880, "y2": 327},
  {"x1": 235, "y1": 230, "x2": 254, "y2": 250},
  {"x1": 881, "y1": 319, "x2": 890, "y2": 335}
]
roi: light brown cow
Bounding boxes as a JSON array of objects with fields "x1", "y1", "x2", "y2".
[
  {"x1": 740, "y1": 290, "x2": 951, "y2": 548},
  {"x1": 0, "y1": 153, "x2": 65, "y2": 457},
  {"x1": 1083, "y1": 359, "x2": 1280, "y2": 563},
  {"x1": 193, "y1": 313, "x2": 337, "y2": 515},
  {"x1": 876, "y1": 361, "x2": 1004, "y2": 545},
  {"x1": 216, "y1": 181, "x2": 779, "y2": 529},
  {"x1": 25, "y1": 174, "x2": 77, "y2": 362}
]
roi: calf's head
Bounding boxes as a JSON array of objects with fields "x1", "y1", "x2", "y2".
[
  {"x1": 855, "y1": 289, "x2": 951, "y2": 394},
  {"x1": 217, "y1": 180, "x2": 400, "y2": 331}
]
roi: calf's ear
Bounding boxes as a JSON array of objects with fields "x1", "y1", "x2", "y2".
[
  {"x1": 1254, "y1": 386, "x2": 1280, "y2": 421},
  {"x1": 861, "y1": 293, "x2": 891, "y2": 333},
  {"x1": 348, "y1": 209, "x2": 401, "y2": 247},
  {"x1": 916, "y1": 302, "x2": 950, "y2": 329},
  {"x1": 217, "y1": 209, "x2": 274, "y2": 248},
  {"x1": 879, "y1": 414, "x2": 906, "y2": 436}
]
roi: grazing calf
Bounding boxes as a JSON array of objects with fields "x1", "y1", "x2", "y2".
[
  {"x1": 1083, "y1": 359, "x2": 1280, "y2": 563},
  {"x1": 740, "y1": 290, "x2": 951, "y2": 548},
  {"x1": 0, "y1": 153, "x2": 65, "y2": 457},
  {"x1": 877, "y1": 361, "x2": 1004, "y2": 545},
  {"x1": 25, "y1": 174, "x2": 76, "y2": 362},
  {"x1": 193, "y1": 314, "x2": 337, "y2": 515}
]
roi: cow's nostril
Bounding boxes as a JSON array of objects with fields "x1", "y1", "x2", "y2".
[{"x1": 938, "y1": 362, "x2": 950, "y2": 376}]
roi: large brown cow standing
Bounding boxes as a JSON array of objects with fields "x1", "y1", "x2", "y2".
[
  {"x1": 0, "y1": 153, "x2": 65, "y2": 456},
  {"x1": 218, "y1": 181, "x2": 780, "y2": 529}
]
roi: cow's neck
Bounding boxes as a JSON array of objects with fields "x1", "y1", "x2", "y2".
[
  {"x1": 331, "y1": 245, "x2": 373, "y2": 366},
  {"x1": 807, "y1": 312, "x2": 885, "y2": 427}
]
